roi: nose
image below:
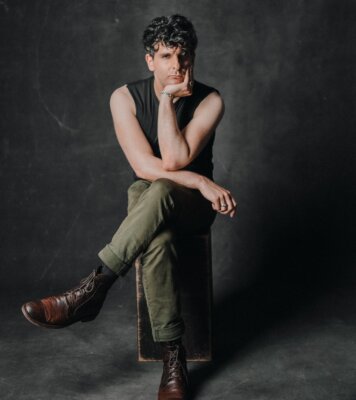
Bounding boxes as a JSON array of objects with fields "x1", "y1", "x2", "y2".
[{"x1": 170, "y1": 55, "x2": 181, "y2": 72}]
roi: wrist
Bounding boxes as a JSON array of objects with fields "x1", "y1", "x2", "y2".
[
  {"x1": 160, "y1": 90, "x2": 174, "y2": 100},
  {"x1": 197, "y1": 175, "x2": 208, "y2": 191}
]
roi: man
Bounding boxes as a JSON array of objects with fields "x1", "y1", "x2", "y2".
[{"x1": 21, "y1": 15, "x2": 237, "y2": 400}]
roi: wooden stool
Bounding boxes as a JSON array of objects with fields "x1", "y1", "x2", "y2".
[{"x1": 135, "y1": 231, "x2": 213, "y2": 362}]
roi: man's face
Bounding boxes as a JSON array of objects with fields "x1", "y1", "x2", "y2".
[{"x1": 145, "y1": 42, "x2": 193, "y2": 88}]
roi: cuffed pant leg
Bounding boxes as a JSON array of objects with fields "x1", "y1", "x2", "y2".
[{"x1": 140, "y1": 228, "x2": 184, "y2": 342}]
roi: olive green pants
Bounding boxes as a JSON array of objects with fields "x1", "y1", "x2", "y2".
[{"x1": 98, "y1": 178, "x2": 216, "y2": 342}]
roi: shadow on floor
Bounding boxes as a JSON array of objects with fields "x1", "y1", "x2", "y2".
[{"x1": 188, "y1": 245, "x2": 356, "y2": 399}]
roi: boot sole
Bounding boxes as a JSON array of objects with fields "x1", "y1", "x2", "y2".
[{"x1": 21, "y1": 305, "x2": 96, "y2": 329}]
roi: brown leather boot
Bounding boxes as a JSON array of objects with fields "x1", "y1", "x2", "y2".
[
  {"x1": 21, "y1": 268, "x2": 113, "y2": 328},
  {"x1": 158, "y1": 340, "x2": 189, "y2": 400}
]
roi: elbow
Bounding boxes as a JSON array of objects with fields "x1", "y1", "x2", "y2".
[
  {"x1": 162, "y1": 163, "x2": 176, "y2": 171},
  {"x1": 161, "y1": 147, "x2": 191, "y2": 171},
  {"x1": 134, "y1": 166, "x2": 147, "y2": 180},
  {"x1": 162, "y1": 159, "x2": 182, "y2": 171}
]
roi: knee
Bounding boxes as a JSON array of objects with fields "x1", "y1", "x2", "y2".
[{"x1": 149, "y1": 178, "x2": 177, "y2": 200}]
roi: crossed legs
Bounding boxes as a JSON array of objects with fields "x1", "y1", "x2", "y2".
[
  {"x1": 98, "y1": 178, "x2": 216, "y2": 342},
  {"x1": 21, "y1": 177, "x2": 216, "y2": 400}
]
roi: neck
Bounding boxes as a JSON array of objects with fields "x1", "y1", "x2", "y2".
[{"x1": 153, "y1": 77, "x2": 164, "y2": 99}]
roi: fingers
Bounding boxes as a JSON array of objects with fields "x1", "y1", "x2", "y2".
[
  {"x1": 211, "y1": 198, "x2": 221, "y2": 212},
  {"x1": 204, "y1": 181, "x2": 236, "y2": 218},
  {"x1": 188, "y1": 66, "x2": 194, "y2": 93},
  {"x1": 183, "y1": 66, "x2": 193, "y2": 82},
  {"x1": 183, "y1": 68, "x2": 189, "y2": 85},
  {"x1": 215, "y1": 191, "x2": 237, "y2": 218},
  {"x1": 227, "y1": 194, "x2": 237, "y2": 218},
  {"x1": 183, "y1": 67, "x2": 193, "y2": 95},
  {"x1": 230, "y1": 196, "x2": 237, "y2": 217}
]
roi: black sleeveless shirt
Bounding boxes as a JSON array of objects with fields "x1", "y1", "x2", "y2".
[{"x1": 126, "y1": 76, "x2": 218, "y2": 181}]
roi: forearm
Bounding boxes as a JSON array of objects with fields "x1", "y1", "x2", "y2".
[
  {"x1": 135, "y1": 154, "x2": 237, "y2": 218},
  {"x1": 157, "y1": 95, "x2": 189, "y2": 169},
  {"x1": 135, "y1": 154, "x2": 205, "y2": 190}
]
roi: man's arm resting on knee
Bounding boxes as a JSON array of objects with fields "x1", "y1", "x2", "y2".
[{"x1": 110, "y1": 87, "x2": 236, "y2": 217}]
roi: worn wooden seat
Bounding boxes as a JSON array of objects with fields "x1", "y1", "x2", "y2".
[{"x1": 135, "y1": 231, "x2": 213, "y2": 362}]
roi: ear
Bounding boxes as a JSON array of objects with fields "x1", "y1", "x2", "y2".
[{"x1": 145, "y1": 53, "x2": 155, "y2": 72}]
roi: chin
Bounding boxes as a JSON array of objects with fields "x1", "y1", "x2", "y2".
[{"x1": 168, "y1": 76, "x2": 183, "y2": 83}]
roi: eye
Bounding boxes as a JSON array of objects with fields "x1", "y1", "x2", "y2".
[{"x1": 179, "y1": 54, "x2": 190, "y2": 64}]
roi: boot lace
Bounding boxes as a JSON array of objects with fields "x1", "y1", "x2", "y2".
[
  {"x1": 64, "y1": 270, "x2": 96, "y2": 309},
  {"x1": 167, "y1": 345, "x2": 184, "y2": 380}
]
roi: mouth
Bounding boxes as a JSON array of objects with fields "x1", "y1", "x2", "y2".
[{"x1": 169, "y1": 75, "x2": 184, "y2": 80}]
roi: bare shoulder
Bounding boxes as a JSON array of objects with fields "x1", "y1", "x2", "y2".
[
  {"x1": 194, "y1": 90, "x2": 225, "y2": 117},
  {"x1": 110, "y1": 84, "x2": 136, "y2": 114},
  {"x1": 203, "y1": 90, "x2": 224, "y2": 107}
]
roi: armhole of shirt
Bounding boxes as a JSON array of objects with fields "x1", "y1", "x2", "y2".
[
  {"x1": 192, "y1": 86, "x2": 220, "y2": 118},
  {"x1": 125, "y1": 83, "x2": 138, "y2": 117}
]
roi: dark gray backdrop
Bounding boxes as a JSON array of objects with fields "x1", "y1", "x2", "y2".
[{"x1": 1, "y1": 0, "x2": 355, "y2": 337}]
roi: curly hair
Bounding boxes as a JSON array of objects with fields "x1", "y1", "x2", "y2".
[{"x1": 142, "y1": 15, "x2": 198, "y2": 61}]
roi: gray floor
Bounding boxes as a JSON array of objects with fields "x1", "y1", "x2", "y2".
[{"x1": 2, "y1": 274, "x2": 356, "y2": 400}]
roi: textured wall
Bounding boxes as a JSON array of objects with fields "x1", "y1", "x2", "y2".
[{"x1": 1, "y1": 0, "x2": 355, "y2": 304}]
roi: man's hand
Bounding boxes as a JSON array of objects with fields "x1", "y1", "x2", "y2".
[
  {"x1": 163, "y1": 67, "x2": 194, "y2": 98},
  {"x1": 198, "y1": 176, "x2": 237, "y2": 218}
]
